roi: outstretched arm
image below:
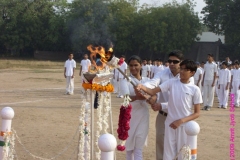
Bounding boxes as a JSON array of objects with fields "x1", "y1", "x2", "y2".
[{"x1": 136, "y1": 84, "x2": 161, "y2": 96}]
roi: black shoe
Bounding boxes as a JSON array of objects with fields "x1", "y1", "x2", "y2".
[
  {"x1": 202, "y1": 106, "x2": 207, "y2": 110},
  {"x1": 206, "y1": 106, "x2": 210, "y2": 111}
]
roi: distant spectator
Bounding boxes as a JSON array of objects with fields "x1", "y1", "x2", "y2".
[{"x1": 64, "y1": 53, "x2": 76, "y2": 95}]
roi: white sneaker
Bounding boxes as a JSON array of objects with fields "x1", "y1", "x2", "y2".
[
  {"x1": 120, "y1": 95, "x2": 124, "y2": 98},
  {"x1": 69, "y1": 92, "x2": 74, "y2": 95}
]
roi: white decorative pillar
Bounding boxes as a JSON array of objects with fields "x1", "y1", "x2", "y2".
[
  {"x1": 0, "y1": 107, "x2": 15, "y2": 160},
  {"x1": 98, "y1": 133, "x2": 117, "y2": 160},
  {"x1": 185, "y1": 121, "x2": 200, "y2": 160}
]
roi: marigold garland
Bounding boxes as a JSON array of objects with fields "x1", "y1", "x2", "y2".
[{"x1": 82, "y1": 83, "x2": 114, "y2": 92}]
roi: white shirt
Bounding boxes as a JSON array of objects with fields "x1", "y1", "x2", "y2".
[
  {"x1": 203, "y1": 62, "x2": 217, "y2": 81},
  {"x1": 64, "y1": 59, "x2": 76, "y2": 76},
  {"x1": 160, "y1": 79, "x2": 202, "y2": 125},
  {"x1": 144, "y1": 68, "x2": 194, "y2": 112},
  {"x1": 218, "y1": 68, "x2": 231, "y2": 84},
  {"x1": 194, "y1": 68, "x2": 203, "y2": 83},
  {"x1": 153, "y1": 65, "x2": 164, "y2": 75},
  {"x1": 141, "y1": 65, "x2": 150, "y2": 77},
  {"x1": 118, "y1": 61, "x2": 127, "y2": 79},
  {"x1": 80, "y1": 59, "x2": 91, "y2": 72},
  {"x1": 231, "y1": 68, "x2": 240, "y2": 82}
]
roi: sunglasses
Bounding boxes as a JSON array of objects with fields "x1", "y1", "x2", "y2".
[{"x1": 168, "y1": 59, "x2": 180, "y2": 64}]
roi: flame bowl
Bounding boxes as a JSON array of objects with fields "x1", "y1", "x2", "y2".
[{"x1": 83, "y1": 73, "x2": 97, "y2": 82}]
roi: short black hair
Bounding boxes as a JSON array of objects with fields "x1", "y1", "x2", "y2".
[
  {"x1": 155, "y1": 58, "x2": 162, "y2": 62},
  {"x1": 234, "y1": 60, "x2": 239, "y2": 65},
  {"x1": 121, "y1": 55, "x2": 126, "y2": 58},
  {"x1": 221, "y1": 61, "x2": 227, "y2": 66},
  {"x1": 168, "y1": 50, "x2": 184, "y2": 61},
  {"x1": 127, "y1": 55, "x2": 142, "y2": 65},
  {"x1": 201, "y1": 61, "x2": 205, "y2": 64},
  {"x1": 180, "y1": 59, "x2": 197, "y2": 72},
  {"x1": 208, "y1": 54, "x2": 214, "y2": 57}
]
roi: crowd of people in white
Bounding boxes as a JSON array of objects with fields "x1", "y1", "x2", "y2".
[{"x1": 64, "y1": 52, "x2": 240, "y2": 160}]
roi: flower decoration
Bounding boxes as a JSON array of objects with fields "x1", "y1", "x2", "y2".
[
  {"x1": 82, "y1": 83, "x2": 114, "y2": 92},
  {"x1": 117, "y1": 96, "x2": 132, "y2": 151},
  {"x1": 118, "y1": 58, "x2": 124, "y2": 66}
]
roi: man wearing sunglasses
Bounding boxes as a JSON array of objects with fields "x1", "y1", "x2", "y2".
[{"x1": 135, "y1": 50, "x2": 194, "y2": 160}]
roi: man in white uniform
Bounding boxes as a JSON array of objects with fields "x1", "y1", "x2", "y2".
[
  {"x1": 79, "y1": 54, "x2": 91, "y2": 86},
  {"x1": 202, "y1": 54, "x2": 217, "y2": 111},
  {"x1": 230, "y1": 61, "x2": 240, "y2": 107},
  {"x1": 64, "y1": 53, "x2": 76, "y2": 95},
  {"x1": 117, "y1": 55, "x2": 128, "y2": 98},
  {"x1": 141, "y1": 59, "x2": 150, "y2": 78}
]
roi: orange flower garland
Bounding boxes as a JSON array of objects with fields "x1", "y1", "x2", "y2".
[{"x1": 82, "y1": 83, "x2": 114, "y2": 92}]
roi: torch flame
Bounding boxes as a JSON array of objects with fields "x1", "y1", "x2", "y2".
[{"x1": 87, "y1": 45, "x2": 114, "y2": 73}]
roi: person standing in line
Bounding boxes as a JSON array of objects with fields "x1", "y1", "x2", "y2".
[
  {"x1": 218, "y1": 61, "x2": 231, "y2": 109},
  {"x1": 150, "y1": 60, "x2": 156, "y2": 79},
  {"x1": 230, "y1": 61, "x2": 240, "y2": 107},
  {"x1": 123, "y1": 55, "x2": 150, "y2": 160},
  {"x1": 141, "y1": 58, "x2": 150, "y2": 78},
  {"x1": 152, "y1": 59, "x2": 164, "y2": 78},
  {"x1": 163, "y1": 61, "x2": 169, "y2": 70},
  {"x1": 193, "y1": 62, "x2": 203, "y2": 89},
  {"x1": 117, "y1": 55, "x2": 128, "y2": 98},
  {"x1": 64, "y1": 53, "x2": 76, "y2": 95},
  {"x1": 135, "y1": 51, "x2": 194, "y2": 160},
  {"x1": 202, "y1": 54, "x2": 217, "y2": 111},
  {"x1": 136, "y1": 59, "x2": 202, "y2": 160},
  {"x1": 79, "y1": 53, "x2": 91, "y2": 87}
]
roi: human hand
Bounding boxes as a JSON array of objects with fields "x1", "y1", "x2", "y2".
[
  {"x1": 71, "y1": 75, "x2": 74, "y2": 79},
  {"x1": 151, "y1": 103, "x2": 161, "y2": 111},
  {"x1": 211, "y1": 83, "x2": 215, "y2": 87},
  {"x1": 225, "y1": 85, "x2": 229, "y2": 90},
  {"x1": 218, "y1": 85, "x2": 220, "y2": 89},
  {"x1": 64, "y1": 74, "x2": 66, "y2": 78},
  {"x1": 169, "y1": 119, "x2": 183, "y2": 129},
  {"x1": 79, "y1": 72, "x2": 81, "y2": 76}
]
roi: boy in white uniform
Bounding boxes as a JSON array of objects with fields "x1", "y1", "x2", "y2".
[
  {"x1": 64, "y1": 53, "x2": 76, "y2": 95},
  {"x1": 152, "y1": 59, "x2": 164, "y2": 78},
  {"x1": 79, "y1": 53, "x2": 91, "y2": 80},
  {"x1": 218, "y1": 62, "x2": 231, "y2": 109},
  {"x1": 137, "y1": 59, "x2": 202, "y2": 160},
  {"x1": 141, "y1": 58, "x2": 150, "y2": 78},
  {"x1": 230, "y1": 61, "x2": 240, "y2": 107},
  {"x1": 202, "y1": 54, "x2": 217, "y2": 111}
]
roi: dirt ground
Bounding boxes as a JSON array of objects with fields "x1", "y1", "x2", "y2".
[{"x1": 0, "y1": 68, "x2": 239, "y2": 160}]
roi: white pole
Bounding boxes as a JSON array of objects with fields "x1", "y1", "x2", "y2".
[
  {"x1": 98, "y1": 134, "x2": 117, "y2": 160},
  {"x1": 90, "y1": 90, "x2": 94, "y2": 160},
  {"x1": 0, "y1": 107, "x2": 15, "y2": 160},
  {"x1": 185, "y1": 121, "x2": 200, "y2": 160}
]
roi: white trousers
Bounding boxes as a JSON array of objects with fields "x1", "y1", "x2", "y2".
[
  {"x1": 118, "y1": 78, "x2": 127, "y2": 96},
  {"x1": 156, "y1": 113, "x2": 166, "y2": 160},
  {"x1": 203, "y1": 80, "x2": 215, "y2": 107},
  {"x1": 163, "y1": 122, "x2": 187, "y2": 160},
  {"x1": 112, "y1": 78, "x2": 119, "y2": 93},
  {"x1": 218, "y1": 84, "x2": 229, "y2": 107},
  {"x1": 126, "y1": 148, "x2": 142, "y2": 160},
  {"x1": 231, "y1": 81, "x2": 240, "y2": 106},
  {"x1": 66, "y1": 76, "x2": 74, "y2": 93}
]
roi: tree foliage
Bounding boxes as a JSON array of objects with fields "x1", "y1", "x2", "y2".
[
  {"x1": 0, "y1": 0, "x2": 201, "y2": 58},
  {"x1": 202, "y1": 0, "x2": 240, "y2": 58}
]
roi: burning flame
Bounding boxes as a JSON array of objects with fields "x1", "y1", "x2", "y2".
[{"x1": 87, "y1": 45, "x2": 114, "y2": 73}]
